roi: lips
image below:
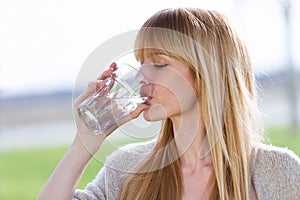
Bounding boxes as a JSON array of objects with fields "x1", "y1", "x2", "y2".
[{"x1": 143, "y1": 96, "x2": 153, "y2": 105}]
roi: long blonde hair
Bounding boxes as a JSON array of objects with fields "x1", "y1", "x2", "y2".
[{"x1": 120, "y1": 8, "x2": 263, "y2": 200}]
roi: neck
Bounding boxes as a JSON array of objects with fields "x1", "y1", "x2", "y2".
[{"x1": 170, "y1": 108, "x2": 212, "y2": 171}]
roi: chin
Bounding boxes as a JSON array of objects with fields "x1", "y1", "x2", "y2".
[
  {"x1": 142, "y1": 104, "x2": 169, "y2": 122},
  {"x1": 142, "y1": 111, "x2": 159, "y2": 122}
]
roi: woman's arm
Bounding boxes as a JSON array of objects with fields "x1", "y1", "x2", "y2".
[
  {"x1": 38, "y1": 134, "x2": 105, "y2": 200},
  {"x1": 38, "y1": 63, "x2": 148, "y2": 199},
  {"x1": 38, "y1": 67, "x2": 111, "y2": 200}
]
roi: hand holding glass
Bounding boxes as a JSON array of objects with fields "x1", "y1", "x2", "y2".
[{"x1": 77, "y1": 63, "x2": 152, "y2": 134}]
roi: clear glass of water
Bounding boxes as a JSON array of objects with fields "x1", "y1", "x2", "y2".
[{"x1": 77, "y1": 62, "x2": 152, "y2": 134}]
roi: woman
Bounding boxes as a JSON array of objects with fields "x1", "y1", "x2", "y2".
[{"x1": 39, "y1": 8, "x2": 300, "y2": 200}]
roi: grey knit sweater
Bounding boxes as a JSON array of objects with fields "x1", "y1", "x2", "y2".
[{"x1": 73, "y1": 141, "x2": 300, "y2": 200}]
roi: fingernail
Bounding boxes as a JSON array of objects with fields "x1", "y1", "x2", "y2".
[{"x1": 110, "y1": 62, "x2": 117, "y2": 70}]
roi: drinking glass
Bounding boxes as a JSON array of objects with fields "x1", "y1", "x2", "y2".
[{"x1": 77, "y1": 62, "x2": 152, "y2": 134}]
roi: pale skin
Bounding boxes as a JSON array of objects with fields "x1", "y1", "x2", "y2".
[{"x1": 39, "y1": 54, "x2": 257, "y2": 199}]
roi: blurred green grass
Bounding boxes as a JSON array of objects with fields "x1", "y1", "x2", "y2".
[
  {"x1": 0, "y1": 127, "x2": 299, "y2": 200},
  {"x1": 264, "y1": 126, "x2": 300, "y2": 155}
]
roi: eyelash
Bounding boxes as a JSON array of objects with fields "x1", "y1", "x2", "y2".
[{"x1": 153, "y1": 63, "x2": 167, "y2": 68}]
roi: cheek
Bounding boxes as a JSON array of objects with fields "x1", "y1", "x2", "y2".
[
  {"x1": 170, "y1": 86, "x2": 197, "y2": 113},
  {"x1": 156, "y1": 75, "x2": 197, "y2": 112},
  {"x1": 152, "y1": 67, "x2": 196, "y2": 100},
  {"x1": 144, "y1": 85, "x2": 197, "y2": 121},
  {"x1": 144, "y1": 65, "x2": 198, "y2": 119}
]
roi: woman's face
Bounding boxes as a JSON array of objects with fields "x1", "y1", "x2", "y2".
[{"x1": 138, "y1": 52, "x2": 198, "y2": 121}]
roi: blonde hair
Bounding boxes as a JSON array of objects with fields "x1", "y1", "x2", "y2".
[{"x1": 120, "y1": 8, "x2": 263, "y2": 200}]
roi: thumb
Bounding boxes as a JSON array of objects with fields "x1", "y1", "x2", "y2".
[
  {"x1": 117, "y1": 104, "x2": 149, "y2": 126},
  {"x1": 129, "y1": 104, "x2": 149, "y2": 119}
]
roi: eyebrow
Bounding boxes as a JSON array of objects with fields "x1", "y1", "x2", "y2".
[{"x1": 138, "y1": 48, "x2": 173, "y2": 64}]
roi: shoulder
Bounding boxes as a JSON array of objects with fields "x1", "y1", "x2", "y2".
[
  {"x1": 252, "y1": 143, "x2": 300, "y2": 199},
  {"x1": 74, "y1": 141, "x2": 156, "y2": 200},
  {"x1": 255, "y1": 143, "x2": 300, "y2": 170},
  {"x1": 105, "y1": 139, "x2": 156, "y2": 173}
]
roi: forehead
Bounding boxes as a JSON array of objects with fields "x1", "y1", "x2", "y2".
[
  {"x1": 134, "y1": 27, "x2": 182, "y2": 63},
  {"x1": 135, "y1": 48, "x2": 175, "y2": 63}
]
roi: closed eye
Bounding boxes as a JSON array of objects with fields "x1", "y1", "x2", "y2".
[{"x1": 153, "y1": 63, "x2": 167, "y2": 68}]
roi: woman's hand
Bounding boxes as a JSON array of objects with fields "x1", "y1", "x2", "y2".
[
  {"x1": 73, "y1": 63, "x2": 149, "y2": 154},
  {"x1": 38, "y1": 63, "x2": 149, "y2": 200},
  {"x1": 72, "y1": 63, "x2": 117, "y2": 154}
]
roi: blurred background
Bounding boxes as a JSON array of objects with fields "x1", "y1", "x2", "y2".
[{"x1": 0, "y1": 0, "x2": 299, "y2": 199}]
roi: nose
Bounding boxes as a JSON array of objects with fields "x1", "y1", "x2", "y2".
[
  {"x1": 134, "y1": 71, "x2": 145, "y2": 84},
  {"x1": 134, "y1": 64, "x2": 151, "y2": 84},
  {"x1": 135, "y1": 65, "x2": 153, "y2": 97}
]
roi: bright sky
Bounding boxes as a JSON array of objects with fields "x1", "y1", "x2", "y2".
[{"x1": 0, "y1": 0, "x2": 299, "y2": 97}]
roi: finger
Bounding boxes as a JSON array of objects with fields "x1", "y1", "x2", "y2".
[
  {"x1": 102, "y1": 103, "x2": 148, "y2": 137},
  {"x1": 109, "y1": 62, "x2": 117, "y2": 71},
  {"x1": 95, "y1": 79, "x2": 109, "y2": 88},
  {"x1": 129, "y1": 104, "x2": 149, "y2": 119},
  {"x1": 97, "y1": 63, "x2": 118, "y2": 80},
  {"x1": 98, "y1": 69, "x2": 113, "y2": 80}
]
